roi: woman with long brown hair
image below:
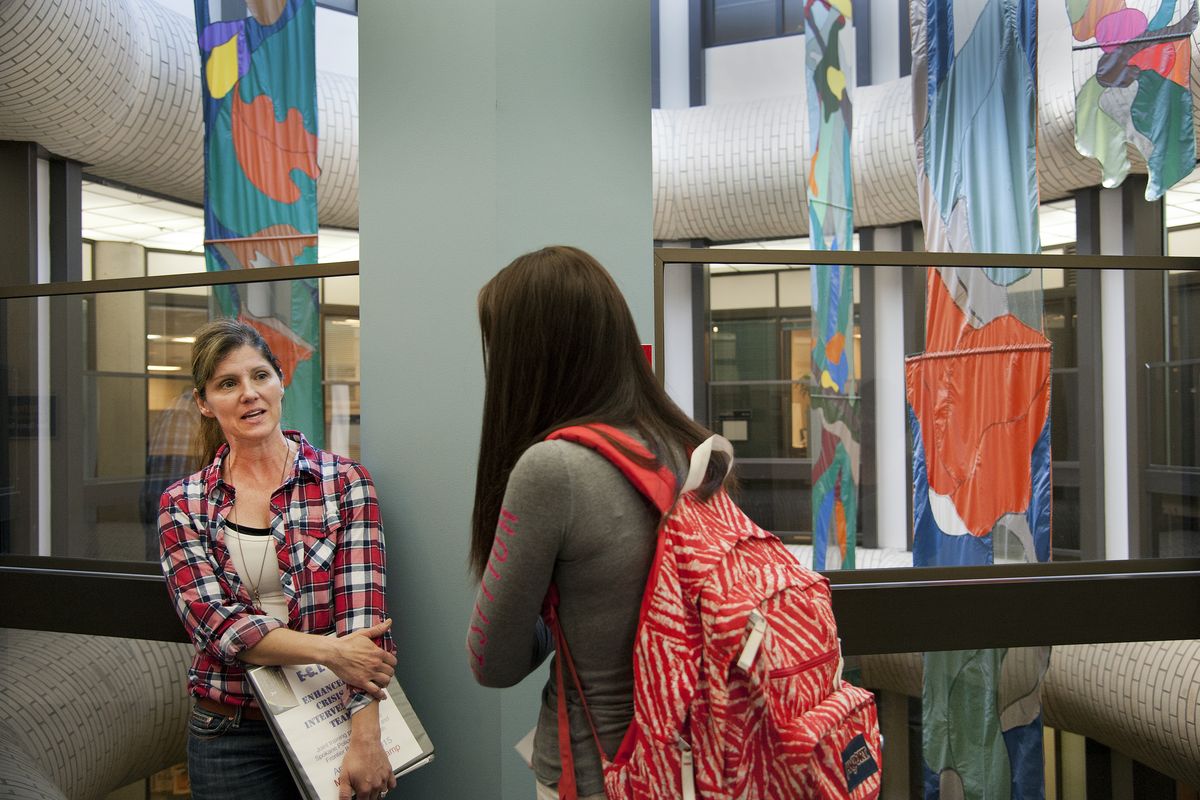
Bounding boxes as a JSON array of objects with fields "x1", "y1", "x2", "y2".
[
  {"x1": 465, "y1": 246, "x2": 729, "y2": 799},
  {"x1": 159, "y1": 318, "x2": 397, "y2": 800}
]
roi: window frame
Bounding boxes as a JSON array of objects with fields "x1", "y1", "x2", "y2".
[{"x1": 703, "y1": 0, "x2": 800, "y2": 48}]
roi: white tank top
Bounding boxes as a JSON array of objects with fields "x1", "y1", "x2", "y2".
[{"x1": 224, "y1": 525, "x2": 289, "y2": 622}]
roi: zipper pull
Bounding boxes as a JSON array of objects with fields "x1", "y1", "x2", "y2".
[
  {"x1": 677, "y1": 736, "x2": 696, "y2": 800},
  {"x1": 736, "y1": 609, "x2": 768, "y2": 671}
]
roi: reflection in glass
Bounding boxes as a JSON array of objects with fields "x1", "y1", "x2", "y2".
[
  {"x1": 709, "y1": 0, "x2": 780, "y2": 44},
  {"x1": 1148, "y1": 360, "x2": 1200, "y2": 469},
  {"x1": 1150, "y1": 491, "x2": 1199, "y2": 557},
  {"x1": 0, "y1": 277, "x2": 359, "y2": 563},
  {"x1": 684, "y1": 261, "x2": 1198, "y2": 565},
  {"x1": 706, "y1": 266, "x2": 860, "y2": 541},
  {"x1": 1051, "y1": 484, "x2": 1081, "y2": 559},
  {"x1": 323, "y1": 314, "x2": 361, "y2": 461},
  {"x1": 1049, "y1": 369, "x2": 1079, "y2": 462}
]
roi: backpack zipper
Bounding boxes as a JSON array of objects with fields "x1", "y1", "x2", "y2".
[
  {"x1": 736, "y1": 609, "x2": 768, "y2": 670},
  {"x1": 768, "y1": 647, "x2": 838, "y2": 678},
  {"x1": 677, "y1": 736, "x2": 696, "y2": 800}
]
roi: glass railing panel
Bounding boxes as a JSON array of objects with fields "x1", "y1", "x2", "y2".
[
  {"x1": 709, "y1": 382, "x2": 808, "y2": 460},
  {"x1": 1049, "y1": 367, "x2": 1079, "y2": 462},
  {"x1": 1148, "y1": 359, "x2": 1200, "y2": 470},
  {"x1": 658, "y1": 249, "x2": 1200, "y2": 569},
  {"x1": 0, "y1": 276, "x2": 359, "y2": 563}
]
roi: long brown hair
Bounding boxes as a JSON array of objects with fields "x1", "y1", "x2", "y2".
[
  {"x1": 469, "y1": 245, "x2": 729, "y2": 578},
  {"x1": 189, "y1": 318, "x2": 284, "y2": 466}
]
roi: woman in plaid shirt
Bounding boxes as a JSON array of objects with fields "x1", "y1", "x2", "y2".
[{"x1": 159, "y1": 318, "x2": 397, "y2": 800}]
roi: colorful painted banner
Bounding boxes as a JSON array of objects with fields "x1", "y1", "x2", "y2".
[
  {"x1": 1068, "y1": 0, "x2": 1197, "y2": 200},
  {"x1": 194, "y1": 0, "x2": 323, "y2": 447},
  {"x1": 804, "y1": 0, "x2": 858, "y2": 570},
  {"x1": 910, "y1": 0, "x2": 1052, "y2": 796},
  {"x1": 908, "y1": 276, "x2": 1053, "y2": 570},
  {"x1": 810, "y1": 392, "x2": 859, "y2": 569}
]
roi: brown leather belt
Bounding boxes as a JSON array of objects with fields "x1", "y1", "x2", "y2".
[{"x1": 197, "y1": 696, "x2": 265, "y2": 722}]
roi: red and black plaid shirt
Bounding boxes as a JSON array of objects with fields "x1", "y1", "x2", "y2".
[{"x1": 158, "y1": 431, "x2": 394, "y2": 713}]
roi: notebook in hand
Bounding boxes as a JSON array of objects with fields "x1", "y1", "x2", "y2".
[{"x1": 247, "y1": 661, "x2": 435, "y2": 800}]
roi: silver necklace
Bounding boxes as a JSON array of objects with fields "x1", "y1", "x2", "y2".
[{"x1": 228, "y1": 439, "x2": 293, "y2": 608}]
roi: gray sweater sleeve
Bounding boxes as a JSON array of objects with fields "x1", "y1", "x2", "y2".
[{"x1": 467, "y1": 441, "x2": 571, "y2": 688}]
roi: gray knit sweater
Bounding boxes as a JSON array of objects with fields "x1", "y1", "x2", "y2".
[{"x1": 467, "y1": 436, "x2": 676, "y2": 796}]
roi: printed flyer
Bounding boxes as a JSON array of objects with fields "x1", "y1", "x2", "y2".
[{"x1": 249, "y1": 662, "x2": 434, "y2": 800}]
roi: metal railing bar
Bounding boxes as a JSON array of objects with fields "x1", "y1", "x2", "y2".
[
  {"x1": 832, "y1": 569, "x2": 1200, "y2": 654},
  {"x1": 85, "y1": 369, "x2": 185, "y2": 379},
  {"x1": 822, "y1": 556, "x2": 1200, "y2": 583},
  {"x1": 3, "y1": 557, "x2": 1196, "y2": 651},
  {"x1": 830, "y1": 568, "x2": 1200, "y2": 591},
  {"x1": 0, "y1": 555, "x2": 161, "y2": 574},
  {"x1": 656, "y1": 247, "x2": 1200, "y2": 271},
  {"x1": 1146, "y1": 357, "x2": 1200, "y2": 368},
  {"x1": 0, "y1": 564, "x2": 166, "y2": 581},
  {"x1": 0, "y1": 261, "x2": 359, "y2": 300}
]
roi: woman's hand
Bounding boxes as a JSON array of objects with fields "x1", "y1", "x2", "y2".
[
  {"x1": 337, "y1": 724, "x2": 395, "y2": 800},
  {"x1": 337, "y1": 739, "x2": 395, "y2": 800},
  {"x1": 325, "y1": 619, "x2": 397, "y2": 701}
]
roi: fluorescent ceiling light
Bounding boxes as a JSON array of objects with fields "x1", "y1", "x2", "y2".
[{"x1": 146, "y1": 365, "x2": 182, "y2": 372}]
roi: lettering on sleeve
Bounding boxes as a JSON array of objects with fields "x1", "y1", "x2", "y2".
[
  {"x1": 467, "y1": 624, "x2": 488, "y2": 668},
  {"x1": 491, "y1": 537, "x2": 509, "y2": 562}
]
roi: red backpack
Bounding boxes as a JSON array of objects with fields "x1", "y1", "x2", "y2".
[{"x1": 543, "y1": 424, "x2": 882, "y2": 800}]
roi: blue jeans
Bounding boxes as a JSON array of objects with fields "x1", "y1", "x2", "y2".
[{"x1": 186, "y1": 704, "x2": 301, "y2": 800}]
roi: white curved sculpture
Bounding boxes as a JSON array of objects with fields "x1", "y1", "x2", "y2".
[
  {"x1": 0, "y1": 0, "x2": 359, "y2": 229},
  {"x1": 0, "y1": 629, "x2": 193, "y2": 800}
]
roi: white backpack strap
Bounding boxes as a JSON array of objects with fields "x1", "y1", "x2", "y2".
[{"x1": 681, "y1": 434, "x2": 735, "y2": 495}]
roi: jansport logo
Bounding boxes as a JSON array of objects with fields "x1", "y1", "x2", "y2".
[{"x1": 841, "y1": 734, "x2": 878, "y2": 792}]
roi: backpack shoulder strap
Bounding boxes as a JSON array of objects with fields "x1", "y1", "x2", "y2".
[
  {"x1": 541, "y1": 424, "x2": 677, "y2": 799},
  {"x1": 546, "y1": 423, "x2": 677, "y2": 513}
]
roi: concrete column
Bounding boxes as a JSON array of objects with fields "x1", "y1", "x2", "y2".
[
  {"x1": 657, "y1": 0, "x2": 691, "y2": 109},
  {"x1": 1118, "y1": 178, "x2": 1166, "y2": 559},
  {"x1": 1060, "y1": 730, "x2": 1087, "y2": 800},
  {"x1": 359, "y1": 5, "x2": 651, "y2": 798},
  {"x1": 865, "y1": 0, "x2": 902, "y2": 84},
  {"x1": 863, "y1": 227, "x2": 909, "y2": 550},
  {"x1": 856, "y1": 9, "x2": 917, "y2": 551},
  {"x1": 31, "y1": 159, "x2": 50, "y2": 556},
  {"x1": 663, "y1": 262, "x2": 696, "y2": 417},
  {"x1": 0, "y1": 141, "x2": 41, "y2": 556},
  {"x1": 1094, "y1": 190, "x2": 1128, "y2": 561},
  {"x1": 1098, "y1": 189, "x2": 1129, "y2": 560},
  {"x1": 48, "y1": 159, "x2": 87, "y2": 555},
  {"x1": 879, "y1": 690, "x2": 910, "y2": 797},
  {"x1": 1071, "y1": 189, "x2": 1107, "y2": 562},
  {"x1": 1092, "y1": 178, "x2": 1164, "y2": 559}
]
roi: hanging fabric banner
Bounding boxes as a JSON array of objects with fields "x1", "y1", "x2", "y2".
[
  {"x1": 1067, "y1": 0, "x2": 1197, "y2": 200},
  {"x1": 194, "y1": 0, "x2": 324, "y2": 447},
  {"x1": 910, "y1": 0, "x2": 1053, "y2": 796},
  {"x1": 804, "y1": 0, "x2": 858, "y2": 570}
]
